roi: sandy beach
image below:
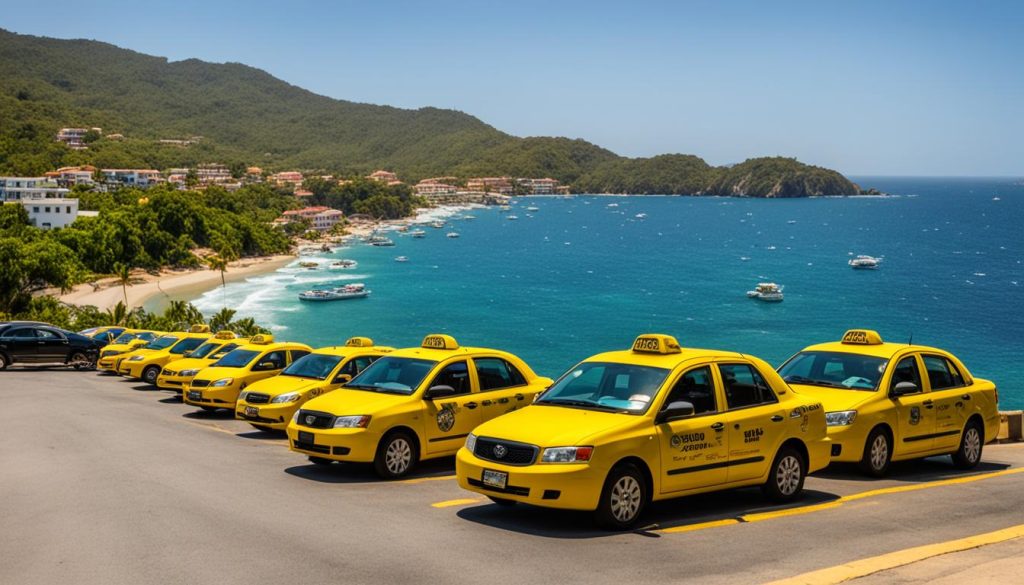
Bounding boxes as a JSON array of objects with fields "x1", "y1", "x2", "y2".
[{"x1": 57, "y1": 254, "x2": 295, "y2": 312}]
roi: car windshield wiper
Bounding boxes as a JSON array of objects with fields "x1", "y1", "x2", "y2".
[
  {"x1": 784, "y1": 375, "x2": 843, "y2": 388},
  {"x1": 538, "y1": 398, "x2": 616, "y2": 410},
  {"x1": 344, "y1": 383, "x2": 377, "y2": 390}
]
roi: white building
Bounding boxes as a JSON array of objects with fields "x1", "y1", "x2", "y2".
[
  {"x1": 15, "y1": 193, "x2": 81, "y2": 229},
  {"x1": 56, "y1": 127, "x2": 100, "y2": 149},
  {"x1": 0, "y1": 177, "x2": 69, "y2": 202},
  {"x1": 312, "y1": 209, "x2": 345, "y2": 231},
  {"x1": 101, "y1": 169, "x2": 162, "y2": 187}
]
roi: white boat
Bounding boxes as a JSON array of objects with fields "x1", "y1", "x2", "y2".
[
  {"x1": 368, "y1": 236, "x2": 396, "y2": 247},
  {"x1": 499, "y1": 206, "x2": 511, "y2": 212},
  {"x1": 507, "y1": 215, "x2": 519, "y2": 220},
  {"x1": 635, "y1": 213, "x2": 647, "y2": 219},
  {"x1": 395, "y1": 256, "x2": 409, "y2": 263},
  {"x1": 446, "y1": 232, "x2": 460, "y2": 238},
  {"x1": 430, "y1": 220, "x2": 446, "y2": 229},
  {"x1": 463, "y1": 214, "x2": 477, "y2": 220},
  {"x1": 787, "y1": 220, "x2": 797, "y2": 224},
  {"x1": 849, "y1": 255, "x2": 882, "y2": 269},
  {"x1": 298, "y1": 283, "x2": 370, "y2": 302},
  {"x1": 747, "y1": 282, "x2": 784, "y2": 302},
  {"x1": 410, "y1": 229, "x2": 426, "y2": 238},
  {"x1": 607, "y1": 203, "x2": 619, "y2": 208},
  {"x1": 526, "y1": 206, "x2": 540, "y2": 212},
  {"x1": 330, "y1": 259, "x2": 358, "y2": 269}
]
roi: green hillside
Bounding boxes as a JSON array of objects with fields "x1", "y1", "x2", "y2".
[{"x1": 0, "y1": 29, "x2": 858, "y2": 196}]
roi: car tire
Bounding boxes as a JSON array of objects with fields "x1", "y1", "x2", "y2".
[
  {"x1": 308, "y1": 456, "x2": 333, "y2": 466},
  {"x1": 860, "y1": 427, "x2": 892, "y2": 477},
  {"x1": 373, "y1": 430, "x2": 418, "y2": 479},
  {"x1": 70, "y1": 351, "x2": 90, "y2": 370},
  {"x1": 952, "y1": 421, "x2": 984, "y2": 469},
  {"x1": 0, "y1": 352, "x2": 8, "y2": 370},
  {"x1": 762, "y1": 446, "x2": 806, "y2": 502},
  {"x1": 487, "y1": 496, "x2": 517, "y2": 507},
  {"x1": 142, "y1": 366, "x2": 161, "y2": 385},
  {"x1": 595, "y1": 463, "x2": 647, "y2": 530}
]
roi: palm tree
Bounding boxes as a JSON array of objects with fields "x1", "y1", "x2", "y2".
[
  {"x1": 206, "y1": 255, "x2": 229, "y2": 287},
  {"x1": 209, "y1": 308, "x2": 237, "y2": 332},
  {"x1": 106, "y1": 301, "x2": 128, "y2": 326},
  {"x1": 113, "y1": 263, "x2": 132, "y2": 307}
]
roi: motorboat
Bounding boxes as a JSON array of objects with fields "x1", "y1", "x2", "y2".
[
  {"x1": 368, "y1": 236, "x2": 396, "y2": 247},
  {"x1": 410, "y1": 229, "x2": 427, "y2": 238},
  {"x1": 499, "y1": 205, "x2": 511, "y2": 212},
  {"x1": 849, "y1": 255, "x2": 882, "y2": 269},
  {"x1": 430, "y1": 220, "x2": 446, "y2": 229},
  {"x1": 507, "y1": 215, "x2": 519, "y2": 220},
  {"x1": 747, "y1": 282, "x2": 784, "y2": 302},
  {"x1": 395, "y1": 256, "x2": 409, "y2": 263},
  {"x1": 298, "y1": 283, "x2": 370, "y2": 301},
  {"x1": 463, "y1": 214, "x2": 477, "y2": 220},
  {"x1": 446, "y1": 232, "x2": 460, "y2": 238},
  {"x1": 607, "y1": 203, "x2": 619, "y2": 208},
  {"x1": 330, "y1": 259, "x2": 358, "y2": 269},
  {"x1": 526, "y1": 206, "x2": 540, "y2": 212}
]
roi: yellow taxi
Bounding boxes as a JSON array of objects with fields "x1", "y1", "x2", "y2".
[
  {"x1": 155, "y1": 331, "x2": 247, "y2": 392},
  {"x1": 286, "y1": 334, "x2": 553, "y2": 478},
  {"x1": 96, "y1": 330, "x2": 163, "y2": 373},
  {"x1": 456, "y1": 334, "x2": 831, "y2": 529},
  {"x1": 182, "y1": 335, "x2": 312, "y2": 412},
  {"x1": 777, "y1": 329, "x2": 1000, "y2": 477},
  {"x1": 79, "y1": 326, "x2": 129, "y2": 345},
  {"x1": 235, "y1": 337, "x2": 393, "y2": 432},
  {"x1": 117, "y1": 325, "x2": 214, "y2": 384}
]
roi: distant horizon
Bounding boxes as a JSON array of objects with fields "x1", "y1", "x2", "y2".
[{"x1": 2, "y1": 0, "x2": 1022, "y2": 176}]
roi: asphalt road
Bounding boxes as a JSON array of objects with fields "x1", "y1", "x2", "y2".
[{"x1": 2, "y1": 368, "x2": 1023, "y2": 585}]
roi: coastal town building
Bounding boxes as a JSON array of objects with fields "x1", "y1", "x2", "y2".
[
  {"x1": 517, "y1": 177, "x2": 561, "y2": 195},
  {"x1": 56, "y1": 127, "x2": 101, "y2": 149},
  {"x1": 0, "y1": 177, "x2": 69, "y2": 202},
  {"x1": 367, "y1": 170, "x2": 400, "y2": 184},
  {"x1": 414, "y1": 180, "x2": 458, "y2": 197},
  {"x1": 14, "y1": 192, "x2": 81, "y2": 229},
  {"x1": 311, "y1": 208, "x2": 344, "y2": 231},
  {"x1": 466, "y1": 177, "x2": 513, "y2": 195},
  {"x1": 101, "y1": 169, "x2": 163, "y2": 187},
  {"x1": 46, "y1": 166, "x2": 97, "y2": 187},
  {"x1": 271, "y1": 171, "x2": 305, "y2": 188},
  {"x1": 278, "y1": 206, "x2": 344, "y2": 231},
  {"x1": 195, "y1": 163, "x2": 232, "y2": 184}
]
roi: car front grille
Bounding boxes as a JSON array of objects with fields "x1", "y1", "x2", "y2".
[
  {"x1": 245, "y1": 393, "x2": 271, "y2": 404},
  {"x1": 296, "y1": 409, "x2": 334, "y2": 429},
  {"x1": 101, "y1": 350, "x2": 120, "y2": 358},
  {"x1": 293, "y1": 440, "x2": 330, "y2": 454},
  {"x1": 473, "y1": 437, "x2": 538, "y2": 466},
  {"x1": 190, "y1": 379, "x2": 211, "y2": 388}
]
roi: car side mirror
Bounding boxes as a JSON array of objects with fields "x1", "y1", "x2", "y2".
[
  {"x1": 333, "y1": 373, "x2": 352, "y2": 384},
  {"x1": 890, "y1": 381, "x2": 919, "y2": 398},
  {"x1": 656, "y1": 401, "x2": 696, "y2": 424},
  {"x1": 182, "y1": 351, "x2": 192, "y2": 357},
  {"x1": 425, "y1": 385, "x2": 457, "y2": 399},
  {"x1": 257, "y1": 361, "x2": 278, "y2": 371}
]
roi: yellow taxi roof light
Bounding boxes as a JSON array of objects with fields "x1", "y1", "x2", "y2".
[
  {"x1": 250, "y1": 334, "x2": 274, "y2": 345},
  {"x1": 632, "y1": 334, "x2": 682, "y2": 354},
  {"x1": 422, "y1": 334, "x2": 459, "y2": 350},
  {"x1": 841, "y1": 329, "x2": 884, "y2": 345},
  {"x1": 189, "y1": 324, "x2": 211, "y2": 334},
  {"x1": 214, "y1": 330, "x2": 237, "y2": 340},
  {"x1": 345, "y1": 337, "x2": 374, "y2": 347}
]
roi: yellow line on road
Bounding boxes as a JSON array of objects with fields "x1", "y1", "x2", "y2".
[
  {"x1": 661, "y1": 467, "x2": 1024, "y2": 534},
  {"x1": 431, "y1": 498, "x2": 483, "y2": 508},
  {"x1": 182, "y1": 420, "x2": 237, "y2": 436},
  {"x1": 396, "y1": 474, "x2": 457, "y2": 485},
  {"x1": 764, "y1": 523, "x2": 1024, "y2": 585}
]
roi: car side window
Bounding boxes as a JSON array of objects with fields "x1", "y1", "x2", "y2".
[
  {"x1": 35, "y1": 329, "x2": 60, "y2": 340},
  {"x1": 922, "y1": 355, "x2": 964, "y2": 390},
  {"x1": 663, "y1": 366, "x2": 716, "y2": 415},
  {"x1": 475, "y1": 357, "x2": 526, "y2": 391},
  {"x1": 9, "y1": 328, "x2": 36, "y2": 339},
  {"x1": 890, "y1": 356, "x2": 923, "y2": 392},
  {"x1": 338, "y1": 356, "x2": 378, "y2": 378},
  {"x1": 290, "y1": 349, "x2": 310, "y2": 363},
  {"x1": 259, "y1": 350, "x2": 287, "y2": 370},
  {"x1": 719, "y1": 364, "x2": 778, "y2": 409},
  {"x1": 429, "y1": 361, "x2": 471, "y2": 396}
]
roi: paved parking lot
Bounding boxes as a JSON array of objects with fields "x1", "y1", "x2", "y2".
[{"x1": 2, "y1": 368, "x2": 1022, "y2": 584}]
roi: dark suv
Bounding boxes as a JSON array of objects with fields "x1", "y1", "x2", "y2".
[{"x1": 0, "y1": 322, "x2": 103, "y2": 370}]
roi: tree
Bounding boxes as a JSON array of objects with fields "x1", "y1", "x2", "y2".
[
  {"x1": 206, "y1": 255, "x2": 229, "y2": 287},
  {"x1": 106, "y1": 301, "x2": 128, "y2": 325},
  {"x1": 209, "y1": 307, "x2": 236, "y2": 332},
  {"x1": 113, "y1": 262, "x2": 132, "y2": 307}
]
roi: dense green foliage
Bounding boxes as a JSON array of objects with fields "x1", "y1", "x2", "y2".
[
  {"x1": 301, "y1": 176, "x2": 421, "y2": 219},
  {"x1": 0, "y1": 29, "x2": 857, "y2": 196},
  {"x1": 705, "y1": 157, "x2": 858, "y2": 197},
  {"x1": 0, "y1": 183, "x2": 293, "y2": 314}
]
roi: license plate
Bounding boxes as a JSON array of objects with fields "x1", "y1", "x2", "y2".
[
  {"x1": 482, "y1": 469, "x2": 508, "y2": 490},
  {"x1": 298, "y1": 431, "x2": 315, "y2": 444},
  {"x1": 187, "y1": 391, "x2": 201, "y2": 401},
  {"x1": 244, "y1": 406, "x2": 259, "y2": 417}
]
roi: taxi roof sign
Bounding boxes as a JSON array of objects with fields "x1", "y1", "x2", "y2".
[
  {"x1": 841, "y1": 329, "x2": 884, "y2": 345},
  {"x1": 214, "y1": 330, "x2": 237, "y2": 340},
  {"x1": 632, "y1": 334, "x2": 682, "y2": 354},
  {"x1": 250, "y1": 334, "x2": 274, "y2": 345},
  {"x1": 345, "y1": 336, "x2": 374, "y2": 347},
  {"x1": 189, "y1": 324, "x2": 211, "y2": 334},
  {"x1": 422, "y1": 334, "x2": 459, "y2": 350}
]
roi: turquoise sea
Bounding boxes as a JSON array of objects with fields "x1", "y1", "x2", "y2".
[{"x1": 185, "y1": 178, "x2": 1024, "y2": 408}]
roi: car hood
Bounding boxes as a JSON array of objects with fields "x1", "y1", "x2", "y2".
[
  {"x1": 193, "y1": 366, "x2": 248, "y2": 381},
  {"x1": 473, "y1": 404, "x2": 639, "y2": 447},
  {"x1": 167, "y1": 357, "x2": 215, "y2": 372},
  {"x1": 787, "y1": 384, "x2": 879, "y2": 411},
  {"x1": 246, "y1": 376, "x2": 326, "y2": 397},
  {"x1": 301, "y1": 388, "x2": 410, "y2": 415}
]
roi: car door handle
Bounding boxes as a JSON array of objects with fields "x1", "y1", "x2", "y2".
[
  {"x1": 770, "y1": 415, "x2": 784, "y2": 422},
  {"x1": 923, "y1": 400, "x2": 934, "y2": 409},
  {"x1": 481, "y1": 400, "x2": 493, "y2": 406},
  {"x1": 514, "y1": 393, "x2": 525, "y2": 401},
  {"x1": 961, "y1": 394, "x2": 971, "y2": 401},
  {"x1": 710, "y1": 422, "x2": 724, "y2": 431},
  {"x1": 497, "y1": 397, "x2": 510, "y2": 404},
  {"x1": 464, "y1": 402, "x2": 478, "y2": 409}
]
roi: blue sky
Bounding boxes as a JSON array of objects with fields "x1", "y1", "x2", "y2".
[{"x1": 2, "y1": 0, "x2": 1022, "y2": 175}]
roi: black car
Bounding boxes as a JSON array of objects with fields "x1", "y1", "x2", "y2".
[{"x1": 0, "y1": 322, "x2": 103, "y2": 370}]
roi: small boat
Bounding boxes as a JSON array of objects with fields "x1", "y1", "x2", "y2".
[
  {"x1": 787, "y1": 220, "x2": 797, "y2": 224},
  {"x1": 747, "y1": 282, "x2": 784, "y2": 302},
  {"x1": 499, "y1": 205, "x2": 511, "y2": 212},
  {"x1": 507, "y1": 215, "x2": 519, "y2": 220},
  {"x1": 367, "y1": 235, "x2": 396, "y2": 247},
  {"x1": 849, "y1": 255, "x2": 882, "y2": 269},
  {"x1": 395, "y1": 256, "x2": 409, "y2": 263},
  {"x1": 635, "y1": 213, "x2": 647, "y2": 219},
  {"x1": 397, "y1": 226, "x2": 409, "y2": 233},
  {"x1": 446, "y1": 232, "x2": 460, "y2": 238},
  {"x1": 430, "y1": 220, "x2": 446, "y2": 229},
  {"x1": 607, "y1": 203, "x2": 619, "y2": 208},
  {"x1": 298, "y1": 283, "x2": 370, "y2": 302},
  {"x1": 526, "y1": 206, "x2": 540, "y2": 212},
  {"x1": 463, "y1": 214, "x2": 477, "y2": 220},
  {"x1": 410, "y1": 229, "x2": 427, "y2": 238},
  {"x1": 330, "y1": 259, "x2": 358, "y2": 269}
]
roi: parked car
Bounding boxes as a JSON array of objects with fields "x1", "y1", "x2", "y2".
[{"x1": 0, "y1": 321, "x2": 103, "y2": 370}]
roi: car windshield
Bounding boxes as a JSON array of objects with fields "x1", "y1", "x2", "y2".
[
  {"x1": 344, "y1": 357, "x2": 437, "y2": 395},
  {"x1": 213, "y1": 349, "x2": 260, "y2": 368},
  {"x1": 169, "y1": 337, "x2": 206, "y2": 355},
  {"x1": 145, "y1": 335, "x2": 179, "y2": 350},
  {"x1": 189, "y1": 341, "x2": 225, "y2": 359},
  {"x1": 283, "y1": 353, "x2": 343, "y2": 380},
  {"x1": 211, "y1": 343, "x2": 241, "y2": 358},
  {"x1": 778, "y1": 351, "x2": 888, "y2": 390},
  {"x1": 536, "y1": 361, "x2": 670, "y2": 414},
  {"x1": 111, "y1": 333, "x2": 139, "y2": 344}
]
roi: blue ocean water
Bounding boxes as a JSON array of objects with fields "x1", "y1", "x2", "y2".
[{"x1": 186, "y1": 178, "x2": 1024, "y2": 408}]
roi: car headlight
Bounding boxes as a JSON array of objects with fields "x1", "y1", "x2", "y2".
[
  {"x1": 271, "y1": 392, "x2": 301, "y2": 404},
  {"x1": 178, "y1": 369, "x2": 199, "y2": 377},
  {"x1": 210, "y1": 378, "x2": 234, "y2": 387},
  {"x1": 128, "y1": 355, "x2": 145, "y2": 361},
  {"x1": 541, "y1": 446, "x2": 594, "y2": 463},
  {"x1": 825, "y1": 410, "x2": 858, "y2": 426},
  {"x1": 465, "y1": 433, "x2": 477, "y2": 453},
  {"x1": 333, "y1": 415, "x2": 371, "y2": 428}
]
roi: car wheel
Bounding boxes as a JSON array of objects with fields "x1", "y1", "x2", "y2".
[
  {"x1": 308, "y1": 456, "x2": 333, "y2": 466},
  {"x1": 487, "y1": 496, "x2": 517, "y2": 507},
  {"x1": 595, "y1": 463, "x2": 647, "y2": 530},
  {"x1": 0, "y1": 352, "x2": 8, "y2": 370},
  {"x1": 373, "y1": 430, "x2": 418, "y2": 479},
  {"x1": 70, "y1": 351, "x2": 90, "y2": 370},
  {"x1": 141, "y1": 366, "x2": 161, "y2": 385},
  {"x1": 952, "y1": 421, "x2": 984, "y2": 469},
  {"x1": 860, "y1": 427, "x2": 892, "y2": 477},
  {"x1": 762, "y1": 446, "x2": 806, "y2": 502}
]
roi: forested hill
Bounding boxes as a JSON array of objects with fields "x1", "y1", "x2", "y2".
[{"x1": 0, "y1": 29, "x2": 858, "y2": 196}]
